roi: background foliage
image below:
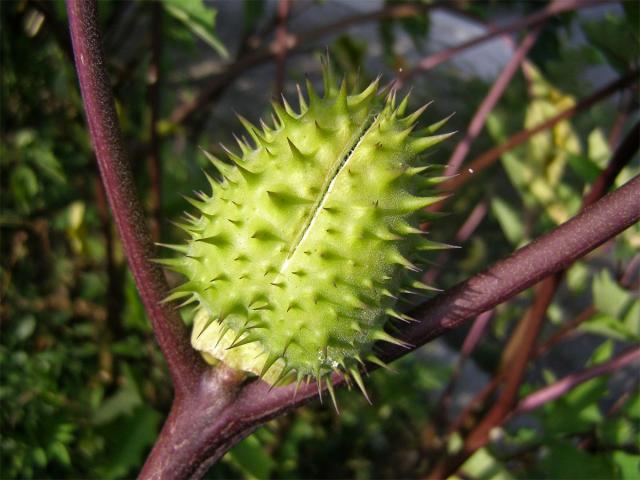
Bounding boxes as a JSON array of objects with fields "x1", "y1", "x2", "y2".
[{"x1": 1, "y1": 0, "x2": 638, "y2": 478}]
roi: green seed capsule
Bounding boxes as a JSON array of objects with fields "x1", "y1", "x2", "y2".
[{"x1": 160, "y1": 59, "x2": 454, "y2": 398}]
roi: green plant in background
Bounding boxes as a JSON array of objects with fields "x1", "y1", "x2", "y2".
[{"x1": 2, "y1": 0, "x2": 639, "y2": 479}]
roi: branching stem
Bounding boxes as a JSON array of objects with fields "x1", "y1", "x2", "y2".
[
  {"x1": 66, "y1": 0, "x2": 206, "y2": 395},
  {"x1": 66, "y1": 2, "x2": 640, "y2": 478},
  {"x1": 425, "y1": 123, "x2": 639, "y2": 477},
  {"x1": 140, "y1": 174, "x2": 640, "y2": 479}
]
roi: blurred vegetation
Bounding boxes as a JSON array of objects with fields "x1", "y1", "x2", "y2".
[{"x1": 1, "y1": 0, "x2": 638, "y2": 478}]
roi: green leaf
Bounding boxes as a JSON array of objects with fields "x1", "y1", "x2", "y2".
[
  {"x1": 613, "y1": 451, "x2": 640, "y2": 479},
  {"x1": 31, "y1": 448, "x2": 47, "y2": 468},
  {"x1": 31, "y1": 147, "x2": 66, "y2": 184},
  {"x1": 623, "y1": 393, "x2": 640, "y2": 419},
  {"x1": 99, "y1": 406, "x2": 162, "y2": 480},
  {"x1": 48, "y1": 442, "x2": 71, "y2": 467},
  {"x1": 15, "y1": 315, "x2": 36, "y2": 341},
  {"x1": 581, "y1": 14, "x2": 639, "y2": 73},
  {"x1": 243, "y1": 0, "x2": 265, "y2": 32},
  {"x1": 92, "y1": 364, "x2": 141, "y2": 425},
  {"x1": 580, "y1": 313, "x2": 639, "y2": 342},
  {"x1": 566, "y1": 262, "x2": 589, "y2": 293},
  {"x1": 588, "y1": 338, "x2": 613, "y2": 365},
  {"x1": 10, "y1": 165, "x2": 39, "y2": 212},
  {"x1": 161, "y1": 0, "x2": 228, "y2": 58},
  {"x1": 486, "y1": 112, "x2": 508, "y2": 143},
  {"x1": 461, "y1": 447, "x2": 515, "y2": 480},
  {"x1": 593, "y1": 270, "x2": 634, "y2": 319},
  {"x1": 541, "y1": 376, "x2": 606, "y2": 435},
  {"x1": 623, "y1": 300, "x2": 640, "y2": 338},
  {"x1": 598, "y1": 418, "x2": 633, "y2": 446},
  {"x1": 226, "y1": 434, "x2": 275, "y2": 480},
  {"x1": 566, "y1": 152, "x2": 602, "y2": 183},
  {"x1": 495, "y1": 63, "x2": 582, "y2": 225},
  {"x1": 539, "y1": 440, "x2": 615, "y2": 479},
  {"x1": 491, "y1": 196, "x2": 524, "y2": 246},
  {"x1": 509, "y1": 426, "x2": 538, "y2": 445},
  {"x1": 587, "y1": 128, "x2": 611, "y2": 168},
  {"x1": 14, "y1": 128, "x2": 37, "y2": 148}
]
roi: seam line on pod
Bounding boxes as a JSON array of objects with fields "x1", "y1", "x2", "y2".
[{"x1": 280, "y1": 113, "x2": 381, "y2": 273}]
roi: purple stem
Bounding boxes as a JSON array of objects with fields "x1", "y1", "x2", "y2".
[
  {"x1": 401, "y1": 0, "x2": 611, "y2": 83},
  {"x1": 442, "y1": 70, "x2": 638, "y2": 198},
  {"x1": 274, "y1": 0, "x2": 291, "y2": 98},
  {"x1": 516, "y1": 347, "x2": 640, "y2": 413},
  {"x1": 66, "y1": 0, "x2": 206, "y2": 395},
  {"x1": 445, "y1": 25, "x2": 543, "y2": 177},
  {"x1": 398, "y1": 174, "x2": 640, "y2": 354},
  {"x1": 141, "y1": 174, "x2": 640, "y2": 479},
  {"x1": 461, "y1": 310, "x2": 493, "y2": 358},
  {"x1": 432, "y1": 309, "x2": 494, "y2": 426},
  {"x1": 423, "y1": 200, "x2": 488, "y2": 285},
  {"x1": 66, "y1": 2, "x2": 640, "y2": 476},
  {"x1": 455, "y1": 201, "x2": 490, "y2": 244},
  {"x1": 582, "y1": 121, "x2": 640, "y2": 209}
]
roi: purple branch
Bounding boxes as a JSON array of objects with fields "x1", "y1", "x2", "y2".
[
  {"x1": 443, "y1": 70, "x2": 638, "y2": 194},
  {"x1": 516, "y1": 347, "x2": 640, "y2": 413},
  {"x1": 423, "y1": 200, "x2": 488, "y2": 285},
  {"x1": 432, "y1": 309, "x2": 494, "y2": 430},
  {"x1": 66, "y1": 2, "x2": 640, "y2": 476},
  {"x1": 274, "y1": 0, "x2": 291, "y2": 98},
  {"x1": 461, "y1": 310, "x2": 494, "y2": 359},
  {"x1": 445, "y1": 25, "x2": 543, "y2": 176},
  {"x1": 582, "y1": 121, "x2": 640, "y2": 209},
  {"x1": 66, "y1": 0, "x2": 206, "y2": 395},
  {"x1": 400, "y1": 0, "x2": 612, "y2": 84},
  {"x1": 397, "y1": 174, "x2": 640, "y2": 357},
  {"x1": 140, "y1": 174, "x2": 640, "y2": 479}
]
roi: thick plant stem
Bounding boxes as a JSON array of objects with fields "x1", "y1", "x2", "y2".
[
  {"x1": 394, "y1": 175, "x2": 640, "y2": 357},
  {"x1": 140, "y1": 174, "x2": 640, "y2": 479},
  {"x1": 439, "y1": 120, "x2": 639, "y2": 449},
  {"x1": 425, "y1": 125, "x2": 639, "y2": 478},
  {"x1": 66, "y1": 0, "x2": 206, "y2": 395},
  {"x1": 139, "y1": 365, "x2": 247, "y2": 480}
]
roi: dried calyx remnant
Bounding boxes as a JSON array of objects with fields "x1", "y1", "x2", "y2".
[{"x1": 158, "y1": 58, "x2": 454, "y2": 407}]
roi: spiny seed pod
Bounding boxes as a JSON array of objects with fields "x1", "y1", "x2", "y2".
[{"x1": 159, "y1": 59, "x2": 454, "y2": 407}]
